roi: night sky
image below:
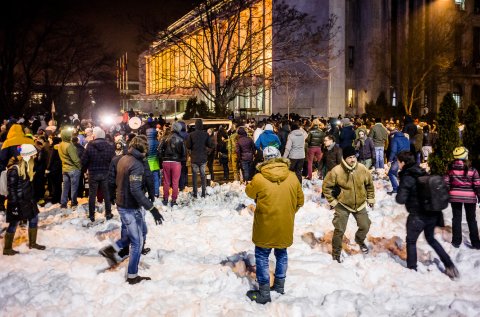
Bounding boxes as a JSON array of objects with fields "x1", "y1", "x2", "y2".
[{"x1": 74, "y1": 0, "x2": 203, "y2": 80}]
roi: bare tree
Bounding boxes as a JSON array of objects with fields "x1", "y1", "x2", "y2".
[
  {"x1": 398, "y1": 2, "x2": 459, "y2": 115},
  {"x1": 148, "y1": 0, "x2": 338, "y2": 116}
]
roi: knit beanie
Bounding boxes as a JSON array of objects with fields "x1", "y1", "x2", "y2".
[
  {"x1": 93, "y1": 127, "x2": 106, "y2": 139},
  {"x1": 453, "y1": 147, "x2": 468, "y2": 160},
  {"x1": 263, "y1": 146, "x2": 280, "y2": 160},
  {"x1": 342, "y1": 145, "x2": 356, "y2": 160}
]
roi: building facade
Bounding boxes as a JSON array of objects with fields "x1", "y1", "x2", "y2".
[{"x1": 138, "y1": 0, "x2": 479, "y2": 118}]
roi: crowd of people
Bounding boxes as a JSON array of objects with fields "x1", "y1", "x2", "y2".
[{"x1": 0, "y1": 110, "x2": 479, "y2": 301}]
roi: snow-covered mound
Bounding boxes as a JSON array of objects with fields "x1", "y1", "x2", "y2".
[{"x1": 1, "y1": 179, "x2": 479, "y2": 316}]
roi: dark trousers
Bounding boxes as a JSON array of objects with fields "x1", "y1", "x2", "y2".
[
  {"x1": 33, "y1": 173, "x2": 46, "y2": 202},
  {"x1": 289, "y1": 158, "x2": 304, "y2": 184},
  {"x1": 88, "y1": 173, "x2": 111, "y2": 218},
  {"x1": 406, "y1": 214, "x2": 453, "y2": 270},
  {"x1": 207, "y1": 152, "x2": 215, "y2": 181},
  {"x1": 451, "y1": 202, "x2": 480, "y2": 247},
  {"x1": 179, "y1": 161, "x2": 188, "y2": 191},
  {"x1": 49, "y1": 172, "x2": 62, "y2": 204},
  {"x1": 240, "y1": 160, "x2": 254, "y2": 181}
]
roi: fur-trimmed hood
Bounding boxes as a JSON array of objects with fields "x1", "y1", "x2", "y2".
[{"x1": 256, "y1": 157, "x2": 291, "y2": 183}]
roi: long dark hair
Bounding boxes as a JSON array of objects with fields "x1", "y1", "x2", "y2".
[{"x1": 448, "y1": 159, "x2": 472, "y2": 177}]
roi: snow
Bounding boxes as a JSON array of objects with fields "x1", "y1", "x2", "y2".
[{"x1": 1, "y1": 179, "x2": 480, "y2": 316}]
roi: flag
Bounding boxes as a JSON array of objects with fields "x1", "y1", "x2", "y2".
[{"x1": 51, "y1": 101, "x2": 56, "y2": 113}]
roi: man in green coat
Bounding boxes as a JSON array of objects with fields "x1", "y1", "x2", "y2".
[
  {"x1": 245, "y1": 146, "x2": 304, "y2": 304},
  {"x1": 58, "y1": 128, "x2": 81, "y2": 208},
  {"x1": 322, "y1": 145, "x2": 375, "y2": 263}
]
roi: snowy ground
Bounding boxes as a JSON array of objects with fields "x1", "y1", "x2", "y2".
[{"x1": 1, "y1": 178, "x2": 480, "y2": 317}]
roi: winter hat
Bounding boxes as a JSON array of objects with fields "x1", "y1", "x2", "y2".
[
  {"x1": 173, "y1": 121, "x2": 183, "y2": 133},
  {"x1": 342, "y1": 145, "x2": 357, "y2": 160},
  {"x1": 92, "y1": 127, "x2": 105, "y2": 139},
  {"x1": 19, "y1": 143, "x2": 37, "y2": 158},
  {"x1": 341, "y1": 118, "x2": 351, "y2": 126},
  {"x1": 264, "y1": 124, "x2": 274, "y2": 131},
  {"x1": 263, "y1": 146, "x2": 280, "y2": 160},
  {"x1": 453, "y1": 147, "x2": 468, "y2": 160}
]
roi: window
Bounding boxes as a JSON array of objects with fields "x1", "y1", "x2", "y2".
[
  {"x1": 392, "y1": 90, "x2": 397, "y2": 107},
  {"x1": 455, "y1": 0, "x2": 465, "y2": 11},
  {"x1": 348, "y1": 46, "x2": 354, "y2": 68},
  {"x1": 452, "y1": 93, "x2": 462, "y2": 107},
  {"x1": 347, "y1": 89, "x2": 355, "y2": 108}
]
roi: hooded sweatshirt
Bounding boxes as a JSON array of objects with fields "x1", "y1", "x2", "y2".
[{"x1": 58, "y1": 129, "x2": 81, "y2": 172}]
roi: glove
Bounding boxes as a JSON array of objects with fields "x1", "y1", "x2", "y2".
[
  {"x1": 150, "y1": 207, "x2": 164, "y2": 225},
  {"x1": 368, "y1": 203, "x2": 374, "y2": 208}
]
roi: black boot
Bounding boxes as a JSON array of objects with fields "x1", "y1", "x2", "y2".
[
  {"x1": 3, "y1": 232, "x2": 19, "y2": 256},
  {"x1": 141, "y1": 241, "x2": 151, "y2": 255},
  {"x1": 28, "y1": 228, "x2": 46, "y2": 250},
  {"x1": 246, "y1": 284, "x2": 271, "y2": 304},
  {"x1": 118, "y1": 246, "x2": 129, "y2": 260},
  {"x1": 99, "y1": 245, "x2": 119, "y2": 266},
  {"x1": 270, "y1": 278, "x2": 285, "y2": 294},
  {"x1": 126, "y1": 276, "x2": 151, "y2": 285}
]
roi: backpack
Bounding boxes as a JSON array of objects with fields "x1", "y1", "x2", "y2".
[
  {"x1": 0, "y1": 165, "x2": 18, "y2": 197},
  {"x1": 416, "y1": 175, "x2": 449, "y2": 214}
]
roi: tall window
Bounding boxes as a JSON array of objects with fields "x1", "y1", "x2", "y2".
[
  {"x1": 452, "y1": 93, "x2": 462, "y2": 107},
  {"x1": 347, "y1": 89, "x2": 355, "y2": 108},
  {"x1": 455, "y1": 0, "x2": 465, "y2": 11}
]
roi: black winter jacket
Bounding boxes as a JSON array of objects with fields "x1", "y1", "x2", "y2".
[
  {"x1": 109, "y1": 153, "x2": 154, "y2": 204},
  {"x1": 277, "y1": 124, "x2": 290, "y2": 155},
  {"x1": 160, "y1": 131, "x2": 186, "y2": 163},
  {"x1": 395, "y1": 164, "x2": 426, "y2": 215},
  {"x1": 306, "y1": 127, "x2": 325, "y2": 148},
  {"x1": 81, "y1": 138, "x2": 115, "y2": 176},
  {"x1": 6, "y1": 159, "x2": 39, "y2": 222},
  {"x1": 115, "y1": 148, "x2": 154, "y2": 210},
  {"x1": 186, "y1": 121, "x2": 213, "y2": 164}
]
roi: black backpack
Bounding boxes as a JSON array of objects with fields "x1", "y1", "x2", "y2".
[{"x1": 416, "y1": 175, "x2": 449, "y2": 214}]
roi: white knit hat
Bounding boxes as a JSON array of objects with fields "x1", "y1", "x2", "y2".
[
  {"x1": 264, "y1": 124, "x2": 274, "y2": 131},
  {"x1": 20, "y1": 144, "x2": 37, "y2": 158},
  {"x1": 263, "y1": 146, "x2": 280, "y2": 160}
]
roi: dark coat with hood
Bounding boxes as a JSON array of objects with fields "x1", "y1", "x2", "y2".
[
  {"x1": 395, "y1": 163, "x2": 427, "y2": 215},
  {"x1": 115, "y1": 147, "x2": 154, "y2": 210},
  {"x1": 277, "y1": 123, "x2": 290, "y2": 155},
  {"x1": 339, "y1": 125, "x2": 356, "y2": 149},
  {"x1": 236, "y1": 127, "x2": 255, "y2": 162},
  {"x1": 6, "y1": 157, "x2": 39, "y2": 222},
  {"x1": 186, "y1": 119, "x2": 213, "y2": 164},
  {"x1": 81, "y1": 137, "x2": 115, "y2": 176}
]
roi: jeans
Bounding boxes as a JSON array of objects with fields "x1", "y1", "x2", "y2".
[
  {"x1": 406, "y1": 214, "x2": 453, "y2": 270},
  {"x1": 255, "y1": 246, "x2": 288, "y2": 285},
  {"x1": 451, "y1": 202, "x2": 480, "y2": 247},
  {"x1": 162, "y1": 162, "x2": 181, "y2": 201},
  {"x1": 388, "y1": 160, "x2": 399, "y2": 192},
  {"x1": 88, "y1": 173, "x2": 111, "y2": 217},
  {"x1": 359, "y1": 158, "x2": 373, "y2": 169},
  {"x1": 374, "y1": 147, "x2": 385, "y2": 169},
  {"x1": 192, "y1": 162, "x2": 207, "y2": 196},
  {"x1": 152, "y1": 170, "x2": 160, "y2": 197},
  {"x1": 240, "y1": 160, "x2": 254, "y2": 182},
  {"x1": 332, "y1": 205, "x2": 371, "y2": 256},
  {"x1": 115, "y1": 208, "x2": 145, "y2": 278},
  {"x1": 7, "y1": 215, "x2": 39, "y2": 233},
  {"x1": 307, "y1": 147, "x2": 323, "y2": 179},
  {"x1": 219, "y1": 156, "x2": 229, "y2": 180},
  {"x1": 61, "y1": 169, "x2": 81, "y2": 206},
  {"x1": 289, "y1": 158, "x2": 304, "y2": 184}
]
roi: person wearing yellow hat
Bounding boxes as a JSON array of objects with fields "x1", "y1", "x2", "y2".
[
  {"x1": 445, "y1": 146, "x2": 480, "y2": 249},
  {"x1": 3, "y1": 144, "x2": 46, "y2": 255}
]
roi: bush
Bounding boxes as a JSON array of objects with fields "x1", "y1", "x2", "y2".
[
  {"x1": 462, "y1": 103, "x2": 480, "y2": 170},
  {"x1": 428, "y1": 93, "x2": 460, "y2": 175},
  {"x1": 183, "y1": 97, "x2": 211, "y2": 120}
]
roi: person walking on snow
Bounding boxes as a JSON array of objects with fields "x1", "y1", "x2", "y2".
[
  {"x1": 245, "y1": 146, "x2": 304, "y2": 304},
  {"x1": 322, "y1": 145, "x2": 375, "y2": 263},
  {"x1": 99, "y1": 136, "x2": 164, "y2": 285},
  {"x1": 395, "y1": 151, "x2": 459, "y2": 279}
]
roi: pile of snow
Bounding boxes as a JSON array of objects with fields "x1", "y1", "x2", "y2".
[{"x1": 1, "y1": 179, "x2": 480, "y2": 316}]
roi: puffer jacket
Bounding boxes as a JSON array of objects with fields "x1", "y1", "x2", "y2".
[
  {"x1": 58, "y1": 129, "x2": 81, "y2": 172},
  {"x1": 115, "y1": 148, "x2": 154, "y2": 210},
  {"x1": 306, "y1": 126, "x2": 325, "y2": 148},
  {"x1": 81, "y1": 138, "x2": 115, "y2": 176},
  {"x1": 395, "y1": 163, "x2": 427, "y2": 214},
  {"x1": 236, "y1": 129, "x2": 255, "y2": 162},
  {"x1": 245, "y1": 158, "x2": 304, "y2": 249},
  {"x1": 6, "y1": 157, "x2": 39, "y2": 222},
  {"x1": 146, "y1": 128, "x2": 160, "y2": 171},
  {"x1": 322, "y1": 159, "x2": 375, "y2": 212},
  {"x1": 444, "y1": 160, "x2": 480, "y2": 204},
  {"x1": 160, "y1": 131, "x2": 186, "y2": 163},
  {"x1": 283, "y1": 129, "x2": 305, "y2": 159},
  {"x1": 255, "y1": 130, "x2": 280, "y2": 150}
]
